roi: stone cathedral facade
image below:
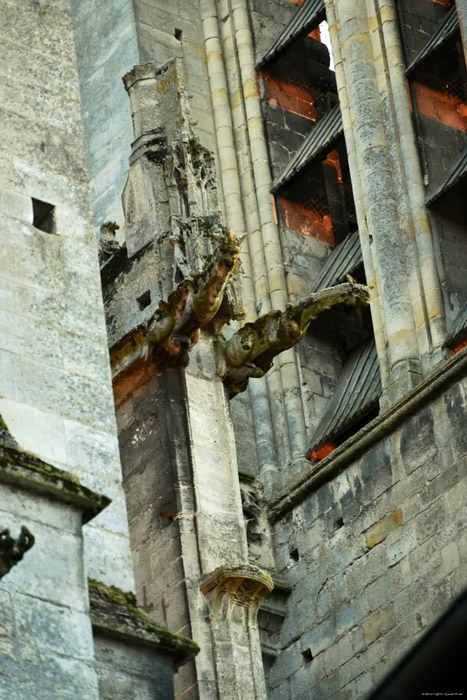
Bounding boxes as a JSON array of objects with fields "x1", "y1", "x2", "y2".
[{"x1": 1, "y1": 0, "x2": 466, "y2": 698}]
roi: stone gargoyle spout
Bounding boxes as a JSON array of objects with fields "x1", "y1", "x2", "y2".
[
  {"x1": 217, "y1": 282, "x2": 370, "y2": 395},
  {"x1": 144, "y1": 228, "x2": 241, "y2": 364}
]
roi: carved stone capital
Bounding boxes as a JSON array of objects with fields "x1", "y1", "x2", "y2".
[
  {"x1": 201, "y1": 564, "x2": 273, "y2": 619},
  {"x1": 0, "y1": 526, "x2": 35, "y2": 579}
]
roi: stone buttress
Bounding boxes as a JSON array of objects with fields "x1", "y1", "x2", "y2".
[{"x1": 102, "y1": 59, "x2": 273, "y2": 700}]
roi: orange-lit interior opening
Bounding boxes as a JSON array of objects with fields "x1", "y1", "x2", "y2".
[
  {"x1": 308, "y1": 443, "x2": 336, "y2": 463},
  {"x1": 324, "y1": 149, "x2": 343, "y2": 183},
  {"x1": 452, "y1": 338, "x2": 467, "y2": 354},
  {"x1": 262, "y1": 72, "x2": 316, "y2": 121},
  {"x1": 277, "y1": 194, "x2": 334, "y2": 244},
  {"x1": 410, "y1": 81, "x2": 467, "y2": 131}
]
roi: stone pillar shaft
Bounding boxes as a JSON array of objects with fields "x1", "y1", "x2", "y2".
[{"x1": 325, "y1": 0, "x2": 446, "y2": 403}]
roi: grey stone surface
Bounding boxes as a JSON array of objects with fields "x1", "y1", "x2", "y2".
[
  {"x1": 269, "y1": 376, "x2": 467, "y2": 697},
  {"x1": 0, "y1": 0, "x2": 133, "y2": 591},
  {"x1": 0, "y1": 479, "x2": 100, "y2": 700}
]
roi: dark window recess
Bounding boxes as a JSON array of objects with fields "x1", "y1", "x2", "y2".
[
  {"x1": 289, "y1": 547, "x2": 299, "y2": 562},
  {"x1": 335, "y1": 516, "x2": 344, "y2": 529},
  {"x1": 174, "y1": 28, "x2": 183, "y2": 40},
  {"x1": 137, "y1": 290, "x2": 151, "y2": 310},
  {"x1": 32, "y1": 198, "x2": 55, "y2": 234},
  {"x1": 160, "y1": 506, "x2": 173, "y2": 527},
  {"x1": 302, "y1": 649, "x2": 314, "y2": 664}
]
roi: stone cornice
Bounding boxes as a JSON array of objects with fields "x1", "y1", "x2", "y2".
[
  {"x1": 89, "y1": 579, "x2": 199, "y2": 669},
  {"x1": 0, "y1": 443, "x2": 110, "y2": 524},
  {"x1": 269, "y1": 346, "x2": 467, "y2": 522}
]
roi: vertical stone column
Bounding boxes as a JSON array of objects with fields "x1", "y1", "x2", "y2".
[
  {"x1": 201, "y1": 565, "x2": 273, "y2": 700},
  {"x1": 457, "y1": 0, "x2": 467, "y2": 63},
  {"x1": 325, "y1": 0, "x2": 445, "y2": 403}
]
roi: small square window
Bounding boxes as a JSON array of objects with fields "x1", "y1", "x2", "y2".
[
  {"x1": 32, "y1": 198, "x2": 55, "y2": 234},
  {"x1": 137, "y1": 290, "x2": 151, "y2": 310}
]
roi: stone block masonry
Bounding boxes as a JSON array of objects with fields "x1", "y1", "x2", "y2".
[
  {"x1": 0, "y1": 446, "x2": 110, "y2": 700},
  {"x1": 0, "y1": 0, "x2": 133, "y2": 589},
  {"x1": 268, "y1": 372, "x2": 467, "y2": 698}
]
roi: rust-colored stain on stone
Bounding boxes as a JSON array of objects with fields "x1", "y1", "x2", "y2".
[{"x1": 366, "y1": 507, "x2": 403, "y2": 549}]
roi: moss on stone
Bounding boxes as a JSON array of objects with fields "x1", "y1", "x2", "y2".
[
  {"x1": 0, "y1": 443, "x2": 110, "y2": 523},
  {"x1": 89, "y1": 578, "x2": 199, "y2": 667}
]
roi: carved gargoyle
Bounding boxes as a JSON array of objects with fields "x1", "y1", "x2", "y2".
[
  {"x1": 143, "y1": 227, "x2": 241, "y2": 366},
  {"x1": 99, "y1": 221, "x2": 121, "y2": 266},
  {"x1": 217, "y1": 282, "x2": 370, "y2": 394},
  {"x1": 240, "y1": 482, "x2": 263, "y2": 545},
  {"x1": 0, "y1": 526, "x2": 35, "y2": 579}
]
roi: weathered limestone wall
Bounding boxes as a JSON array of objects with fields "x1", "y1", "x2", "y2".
[
  {"x1": 133, "y1": 0, "x2": 218, "y2": 162},
  {"x1": 116, "y1": 371, "x2": 199, "y2": 697},
  {"x1": 0, "y1": 453, "x2": 105, "y2": 700},
  {"x1": 267, "y1": 362, "x2": 467, "y2": 698},
  {"x1": 249, "y1": 0, "x2": 298, "y2": 58},
  {"x1": 93, "y1": 635, "x2": 176, "y2": 700},
  {"x1": 70, "y1": 0, "x2": 140, "y2": 229},
  {"x1": 0, "y1": 0, "x2": 133, "y2": 589}
]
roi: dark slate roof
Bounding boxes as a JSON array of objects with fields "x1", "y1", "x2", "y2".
[
  {"x1": 271, "y1": 105, "x2": 343, "y2": 192},
  {"x1": 308, "y1": 338, "x2": 381, "y2": 453},
  {"x1": 406, "y1": 7, "x2": 459, "y2": 74},
  {"x1": 257, "y1": 0, "x2": 325, "y2": 69},
  {"x1": 427, "y1": 146, "x2": 467, "y2": 204},
  {"x1": 310, "y1": 230, "x2": 362, "y2": 292},
  {"x1": 445, "y1": 302, "x2": 467, "y2": 349}
]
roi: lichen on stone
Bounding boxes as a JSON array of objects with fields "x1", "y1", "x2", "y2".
[
  {"x1": 89, "y1": 578, "x2": 199, "y2": 667},
  {"x1": 217, "y1": 281, "x2": 370, "y2": 395}
]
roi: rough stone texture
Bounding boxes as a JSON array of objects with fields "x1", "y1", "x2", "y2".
[
  {"x1": 0, "y1": 467, "x2": 100, "y2": 699},
  {"x1": 70, "y1": 0, "x2": 140, "y2": 230},
  {"x1": 90, "y1": 579, "x2": 199, "y2": 700},
  {"x1": 93, "y1": 635, "x2": 176, "y2": 700},
  {"x1": 0, "y1": 0, "x2": 133, "y2": 590},
  {"x1": 268, "y1": 375, "x2": 467, "y2": 698},
  {"x1": 133, "y1": 0, "x2": 218, "y2": 161}
]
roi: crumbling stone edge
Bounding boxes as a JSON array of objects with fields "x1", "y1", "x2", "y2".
[
  {"x1": 89, "y1": 579, "x2": 199, "y2": 669},
  {"x1": 270, "y1": 346, "x2": 467, "y2": 522},
  {"x1": 0, "y1": 443, "x2": 110, "y2": 524}
]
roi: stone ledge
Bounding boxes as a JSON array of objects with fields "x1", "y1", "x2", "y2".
[
  {"x1": 0, "y1": 442, "x2": 110, "y2": 524},
  {"x1": 270, "y1": 346, "x2": 467, "y2": 522},
  {"x1": 89, "y1": 579, "x2": 199, "y2": 669}
]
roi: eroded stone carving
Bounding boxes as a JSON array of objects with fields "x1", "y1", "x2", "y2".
[
  {"x1": 99, "y1": 221, "x2": 121, "y2": 266},
  {"x1": 217, "y1": 282, "x2": 370, "y2": 394},
  {"x1": 142, "y1": 227, "x2": 241, "y2": 366},
  {"x1": 0, "y1": 526, "x2": 35, "y2": 579},
  {"x1": 240, "y1": 481, "x2": 263, "y2": 544},
  {"x1": 201, "y1": 565, "x2": 273, "y2": 618}
]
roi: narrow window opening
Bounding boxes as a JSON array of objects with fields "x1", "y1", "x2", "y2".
[
  {"x1": 175, "y1": 266, "x2": 184, "y2": 284},
  {"x1": 336, "y1": 516, "x2": 344, "y2": 529},
  {"x1": 319, "y1": 21, "x2": 335, "y2": 72},
  {"x1": 32, "y1": 198, "x2": 55, "y2": 234},
  {"x1": 302, "y1": 648, "x2": 314, "y2": 664},
  {"x1": 174, "y1": 28, "x2": 183, "y2": 41},
  {"x1": 137, "y1": 290, "x2": 151, "y2": 310},
  {"x1": 290, "y1": 547, "x2": 299, "y2": 562}
]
